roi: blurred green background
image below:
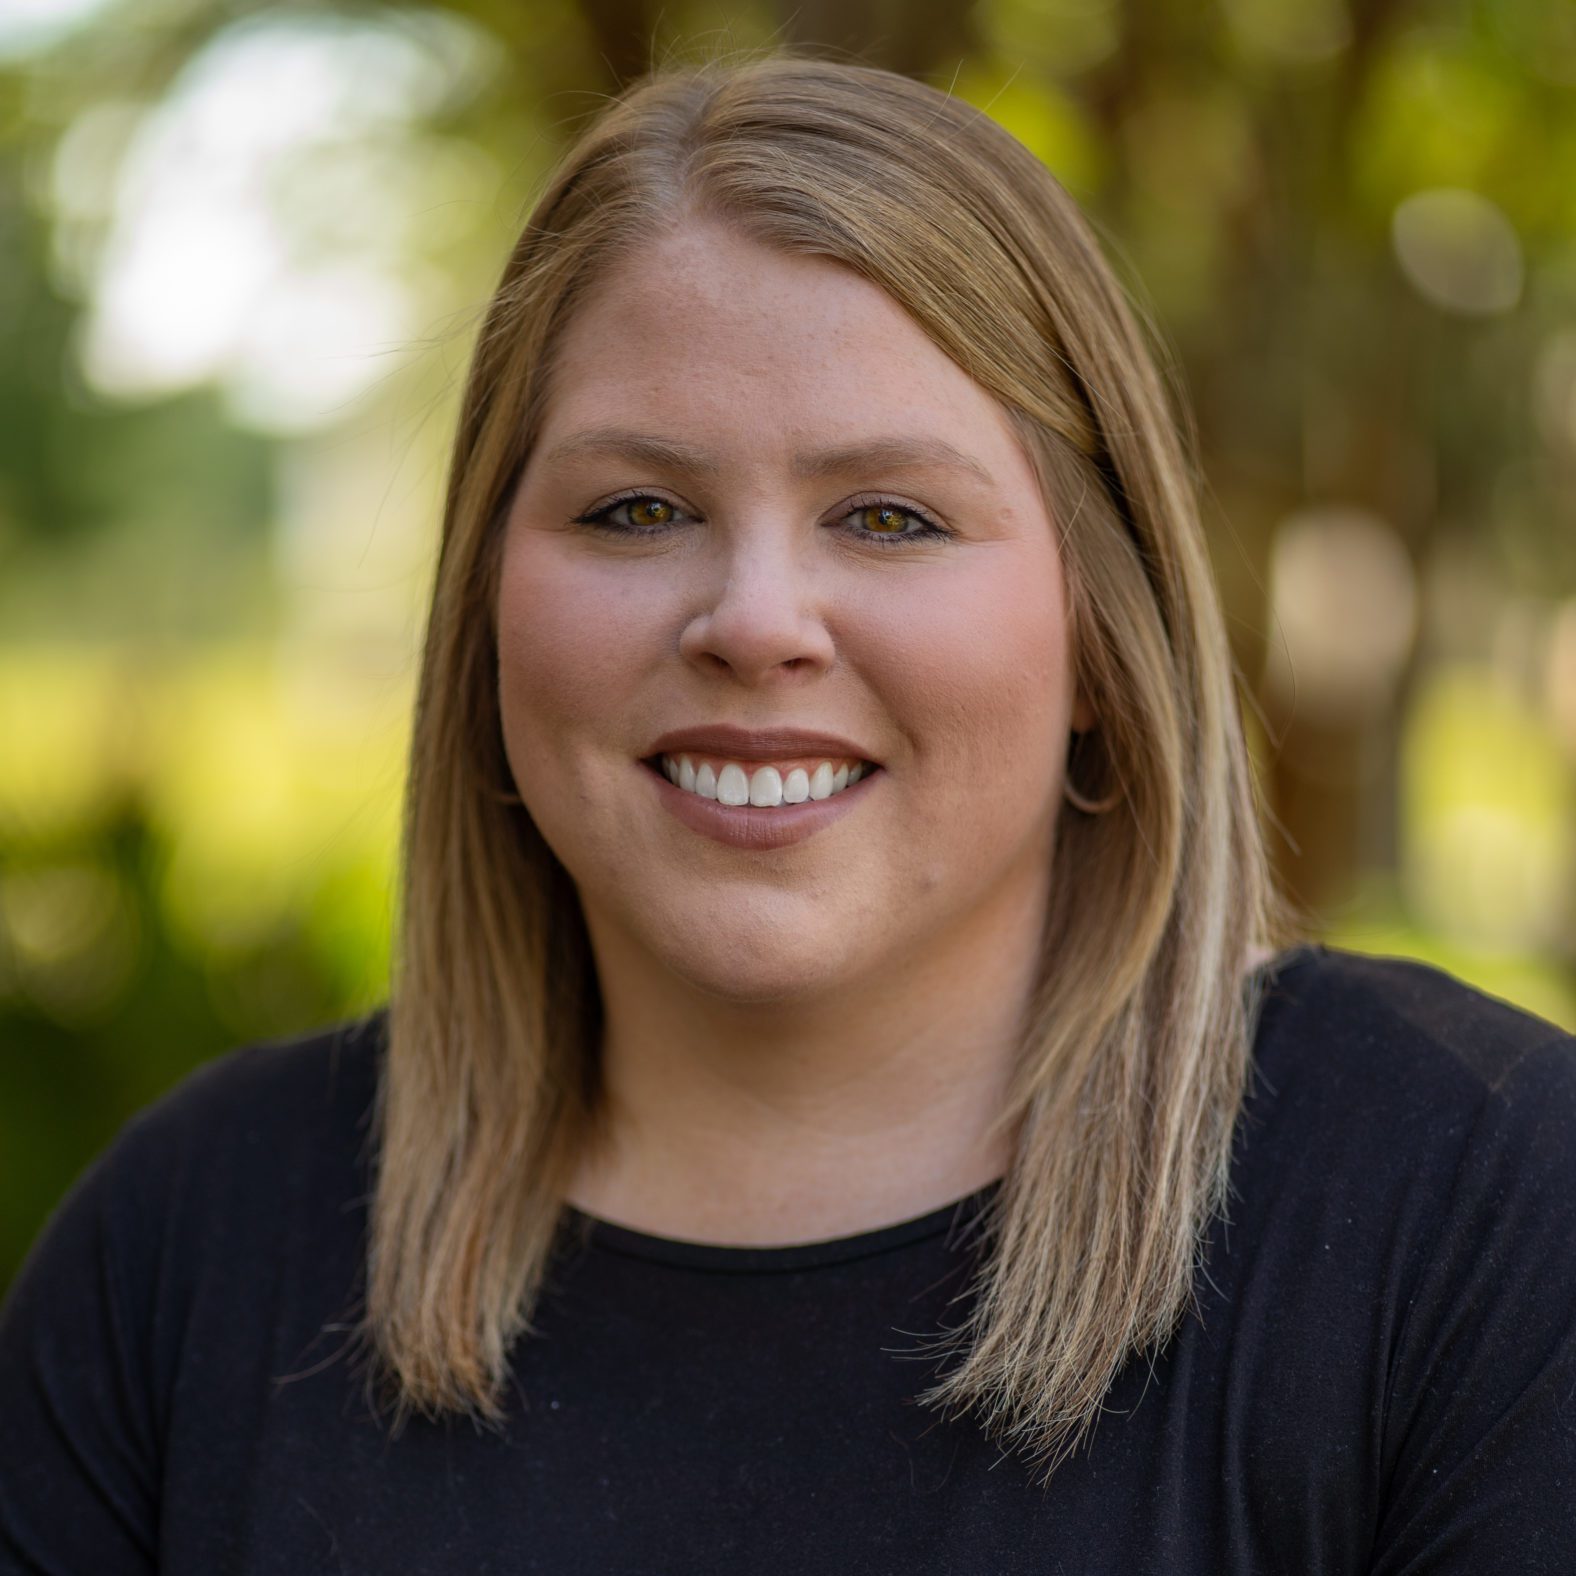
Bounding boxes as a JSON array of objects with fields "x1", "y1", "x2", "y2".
[{"x1": 3, "y1": 0, "x2": 1574, "y2": 1289}]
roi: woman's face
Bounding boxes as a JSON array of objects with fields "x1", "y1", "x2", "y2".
[{"x1": 497, "y1": 219, "x2": 1089, "y2": 1007}]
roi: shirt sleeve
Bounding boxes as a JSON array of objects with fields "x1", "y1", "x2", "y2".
[
  {"x1": 1370, "y1": 1033, "x2": 1576, "y2": 1575},
  {"x1": 0, "y1": 1125, "x2": 165, "y2": 1575}
]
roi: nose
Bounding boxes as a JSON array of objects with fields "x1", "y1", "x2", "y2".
[{"x1": 677, "y1": 526, "x2": 836, "y2": 685}]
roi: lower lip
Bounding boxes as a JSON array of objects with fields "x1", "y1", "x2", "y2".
[{"x1": 642, "y1": 760, "x2": 882, "y2": 850}]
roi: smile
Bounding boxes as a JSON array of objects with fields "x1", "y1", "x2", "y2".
[
  {"x1": 655, "y1": 752, "x2": 873, "y2": 806},
  {"x1": 639, "y1": 753, "x2": 883, "y2": 851}
]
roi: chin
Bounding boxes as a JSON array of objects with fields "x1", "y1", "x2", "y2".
[{"x1": 654, "y1": 927, "x2": 862, "y2": 1007}]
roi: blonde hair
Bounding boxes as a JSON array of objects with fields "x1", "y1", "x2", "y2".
[{"x1": 362, "y1": 45, "x2": 1293, "y2": 1481}]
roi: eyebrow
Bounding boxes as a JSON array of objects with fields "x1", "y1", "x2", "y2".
[{"x1": 536, "y1": 427, "x2": 995, "y2": 487}]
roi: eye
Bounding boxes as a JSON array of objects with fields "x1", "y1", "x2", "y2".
[
  {"x1": 839, "y1": 498, "x2": 953, "y2": 546},
  {"x1": 571, "y1": 490, "x2": 954, "y2": 545},
  {"x1": 572, "y1": 492, "x2": 690, "y2": 534}
]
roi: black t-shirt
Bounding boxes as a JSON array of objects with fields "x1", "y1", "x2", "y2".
[{"x1": 3, "y1": 943, "x2": 1576, "y2": 1574}]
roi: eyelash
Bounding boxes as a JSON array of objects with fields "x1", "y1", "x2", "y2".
[{"x1": 571, "y1": 491, "x2": 954, "y2": 547}]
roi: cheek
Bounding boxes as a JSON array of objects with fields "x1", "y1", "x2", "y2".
[
  {"x1": 849, "y1": 550, "x2": 1073, "y2": 907},
  {"x1": 494, "y1": 538, "x2": 665, "y2": 781},
  {"x1": 862, "y1": 551, "x2": 1073, "y2": 776}
]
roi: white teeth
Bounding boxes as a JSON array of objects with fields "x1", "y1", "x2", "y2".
[
  {"x1": 659, "y1": 755, "x2": 874, "y2": 808},
  {"x1": 748, "y1": 766, "x2": 784, "y2": 806},
  {"x1": 716, "y1": 762, "x2": 750, "y2": 806}
]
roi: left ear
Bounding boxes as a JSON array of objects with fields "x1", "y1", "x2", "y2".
[{"x1": 1071, "y1": 689, "x2": 1097, "y2": 733}]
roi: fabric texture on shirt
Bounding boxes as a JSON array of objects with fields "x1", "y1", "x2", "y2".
[{"x1": 2, "y1": 943, "x2": 1575, "y2": 1575}]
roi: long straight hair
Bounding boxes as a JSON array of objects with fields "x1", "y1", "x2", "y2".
[{"x1": 361, "y1": 45, "x2": 1293, "y2": 1480}]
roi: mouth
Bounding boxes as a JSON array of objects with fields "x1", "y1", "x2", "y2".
[
  {"x1": 638, "y1": 751, "x2": 883, "y2": 851},
  {"x1": 639, "y1": 751, "x2": 882, "y2": 807}
]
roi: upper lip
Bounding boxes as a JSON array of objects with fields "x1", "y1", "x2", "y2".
[{"x1": 645, "y1": 724, "x2": 879, "y2": 764}]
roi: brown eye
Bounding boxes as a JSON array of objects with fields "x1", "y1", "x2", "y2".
[
  {"x1": 859, "y1": 505, "x2": 910, "y2": 534},
  {"x1": 838, "y1": 498, "x2": 954, "y2": 547},
  {"x1": 627, "y1": 498, "x2": 675, "y2": 527},
  {"x1": 573, "y1": 492, "x2": 693, "y2": 536}
]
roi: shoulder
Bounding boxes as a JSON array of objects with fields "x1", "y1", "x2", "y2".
[
  {"x1": 1223, "y1": 942, "x2": 1576, "y2": 1358},
  {"x1": 24, "y1": 1010, "x2": 387, "y2": 1298},
  {"x1": 1248, "y1": 942, "x2": 1576, "y2": 1142},
  {"x1": 0, "y1": 1014, "x2": 387, "y2": 1562},
  {"x1": 1230, "y1": 945, "x2": 1576, "y2": 1284},
  {"x1": 1206, "y1": 961, "x2": 1576, "y2": 1568},
  {"x1": 6, "y1": 1010, "x2": 386, "y2": 1392},
  {"x1": 113, "y1": 1008, "x2": 386, "y2": 1172},
  {"x1": 1247, "y1": 951, "x2": 1576, "y2": 1564}
]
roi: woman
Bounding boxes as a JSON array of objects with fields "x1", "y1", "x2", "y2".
[{"x1": 3, "y1": 49, "x2": 1573, "y2": 1575}]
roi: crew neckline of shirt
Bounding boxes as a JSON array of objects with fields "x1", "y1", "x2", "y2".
[
  {"x1": 563, "y1": 1178, "x2": 1004, "y2": 1273},
  {"x1": 562, "y1": 941, "x2": 1324, "y2": 1275}
]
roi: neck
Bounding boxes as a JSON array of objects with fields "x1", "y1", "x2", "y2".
[{"x1": 567, "y1": 898, "x2": 1040, "y2": 1246}]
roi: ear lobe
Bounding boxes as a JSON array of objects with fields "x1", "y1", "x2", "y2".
[{"x1": 1071, "y1": 691, "x2": 1097, "y2": 733}]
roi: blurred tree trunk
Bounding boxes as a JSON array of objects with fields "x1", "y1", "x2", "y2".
[
  {"x1": 777, "y1": 0, "x2": 978, "y2": 78},
  {"x1": 579, "y1": 0, "x2": 656, "y2": 86},
  {"x1": 574, "y1": 0, "x2": 979, "y2": 86}
]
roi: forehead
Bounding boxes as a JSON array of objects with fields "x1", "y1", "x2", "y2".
[
  {"x1": 560, "y1": 221, "x2": 915, "y2": 356},
  {"x1": 536, "y1": 220, "x2": 1023, "y2": 465}
]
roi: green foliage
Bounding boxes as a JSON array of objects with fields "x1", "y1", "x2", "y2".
[{"x1": 2, "y1": 0, "x2": 1574, "y2": 1291}]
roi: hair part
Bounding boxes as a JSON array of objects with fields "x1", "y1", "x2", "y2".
[{"x1": 359, "y1": 41, "x2": 1294, "y2": 1481}]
